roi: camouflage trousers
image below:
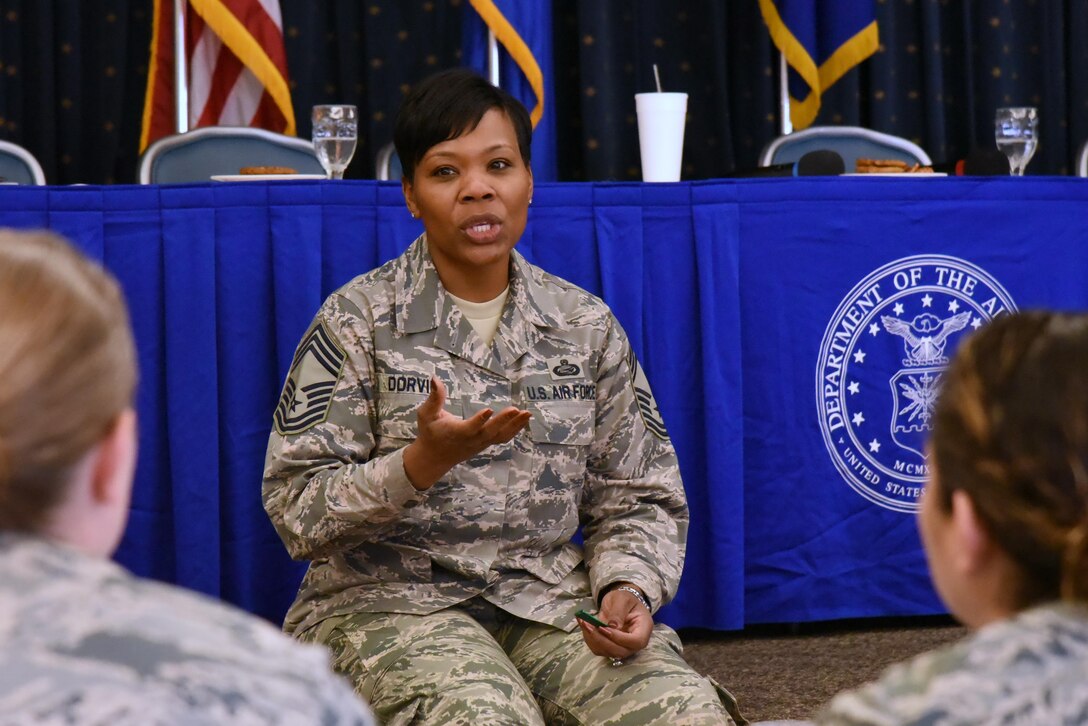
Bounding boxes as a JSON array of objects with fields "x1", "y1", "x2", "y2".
[{"x1": 299, "y1": 598, "x2": 744, "y2": 726}]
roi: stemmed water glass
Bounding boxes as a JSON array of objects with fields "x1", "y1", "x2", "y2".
[
  {"x1": 994, "y1": 107, "x2": 1038, "y2": 176},
  {"x1": 312, "y1": 104, "x2": 358, "y2": 179}
]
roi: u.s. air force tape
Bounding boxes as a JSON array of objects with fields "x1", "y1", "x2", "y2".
[
  {"x1": 274, "y1": 322, "x2": 346, "y2": 436},
  {"x1": 628, "y1": 348, "x2": 668, "y2": 440}
]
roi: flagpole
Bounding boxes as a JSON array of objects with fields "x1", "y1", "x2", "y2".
[
  {"x1": 174, "y1": 0, "x2": 189, "y2": 133},
  {"x1": 778, "y1": 52, "x2": 792, "y2": 136},
  {"x1": 487, "y1": 29, "x2": 500, "y2": 86}
]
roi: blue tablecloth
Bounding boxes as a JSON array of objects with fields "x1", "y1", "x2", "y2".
[{"x1": 5, "y1": 177, "x2": 1086, "y2": 631}]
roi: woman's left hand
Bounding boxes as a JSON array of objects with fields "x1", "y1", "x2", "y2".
[{"x1": 577, "y1": 585, "x2": 653, "y2": 660}]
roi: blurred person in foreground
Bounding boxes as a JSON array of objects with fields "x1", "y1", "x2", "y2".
[
  {"x1": 816, "y1": 311, "x2": 1088, "y2": 725},
  {"x1": 263, "y1": 68, "x2": 742, "y2": 725},
  {"x1": 0, "y1": 229, "x2": 375, "y2": 725}
]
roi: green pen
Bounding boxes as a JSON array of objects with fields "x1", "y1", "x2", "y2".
[{"x1": 575, "y1": 609, "x2": 609, "y2": 628}]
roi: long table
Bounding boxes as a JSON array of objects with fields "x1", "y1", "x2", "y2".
[{"x1": 5, "y1": 177, "x2": 1087, "y2": 631}]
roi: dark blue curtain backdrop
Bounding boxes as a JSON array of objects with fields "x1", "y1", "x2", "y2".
[
  {"x1": 810, "y1": 0, "x2": 1088, "y2": 175},
  {"x1": 0, "y1": 0, "x2": 150, "y2": 184},
  {"x1": 280, "y1": 0, "x2": 463, "y2": 181},
  {"x1": 0, "y1": 181, "x2": 747, "y2": 630},
  {"x1": 8, "y1": 177, "x2": 1088, "y2": 630},
  {"x1": 1, "y1": 1, "x2": 1087, "y2": 180}
]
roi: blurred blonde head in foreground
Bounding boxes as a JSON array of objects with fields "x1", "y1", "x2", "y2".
[
  {"x1": 0, "y1": 228, "x2": 376, "y2": 723},
  {"x1": 0, "y1": 228, "x2": 137, "y2": 555}
]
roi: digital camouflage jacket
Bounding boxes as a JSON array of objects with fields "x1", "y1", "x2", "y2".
[{"x1": 263, "y1": 237, "x2": 688, "y2": 637}]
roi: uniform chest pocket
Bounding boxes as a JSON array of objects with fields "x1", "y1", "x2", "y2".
[
  {"x1": 523, "y1": 401, "x2": 594, "y2": 537},
  {"x1": 375, "y1": 393, "x2": 426, "y2": 443},
  {"x1": 527, "y1": 401, "x2": 595, "y2": 447},
  {"x1": 374, "y1": 391, "x2": 459, "y2": 448},
  {"x1": 374, "y1": 393, "x2": 461, "y2": 523}
]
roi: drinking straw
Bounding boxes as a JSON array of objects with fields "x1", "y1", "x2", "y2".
[{"x1": 653, "y1": 64, "x2": 663, "y2": 93}]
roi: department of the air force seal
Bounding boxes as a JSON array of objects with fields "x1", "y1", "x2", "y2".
[
  {"x1": 274, "y1": 322, "x2": 346, "y2": 436},
  {"x1": 816, "y1": 255, "x2": 1017, "y2": 512}
]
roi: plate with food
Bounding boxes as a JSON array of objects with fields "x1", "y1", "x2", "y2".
[
  {"x1": 847, "y1": 158, "x2": 945, "y2": 176},
  {"x1": 841, "y1": 172, "x2": 948, "y2": 177},
  {"x1": 211, "y1": 166, "x2": 325, "y2": 182}
]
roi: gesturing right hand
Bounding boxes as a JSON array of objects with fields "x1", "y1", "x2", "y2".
[{"x1": 401, "y1": 376, "x2": 531, "y2": 490}]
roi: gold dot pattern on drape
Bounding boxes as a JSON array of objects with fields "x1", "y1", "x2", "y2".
[
  {"x1": 0, "y1": 0, "x2": 153, "y2": 183},
  {"x1": 281, "y1": 0, "x2": 462, "y2": 179},
  {"x1": 555, "y1": 2, "x2": 777, "y2": 180}
]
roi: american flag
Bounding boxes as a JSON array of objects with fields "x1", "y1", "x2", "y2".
[{"x1": 141, "y1": 0, "x2": 295, "y2": 151}]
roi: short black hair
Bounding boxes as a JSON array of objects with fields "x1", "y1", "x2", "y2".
[{"x1": 393, "y1": 68, "x2": 532, "y2": 182}]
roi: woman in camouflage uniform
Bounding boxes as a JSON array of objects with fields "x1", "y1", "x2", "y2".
[
  {"x1": 263, "y1": 69, "x2": 741, "y2": 725},
  {"x1": 0, "y1": 230, "x2": 374, "y2": 724},
  {"x1": 817, "y1": 311, "x2": 1088, "y2": 724}
]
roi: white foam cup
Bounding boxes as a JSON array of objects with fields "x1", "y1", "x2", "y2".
[{"x1": 635, "y1": 92, "x2": 688, "y2": 182}]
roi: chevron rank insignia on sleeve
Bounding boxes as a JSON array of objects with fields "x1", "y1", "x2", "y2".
[
  {"x1": 274, "y1": 322, "x2": 346, "y2": 436},
  {"x1": 628, "y1": 348, "x2": 668, "y2": 441}
]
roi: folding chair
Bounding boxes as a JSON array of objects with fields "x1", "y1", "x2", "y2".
[
  {"x1": 760, "y1": 126, "x2": 932, "y2": 173},
  {"x1": 138, "y1": 126, "x2": 324, "y2": 184}
]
